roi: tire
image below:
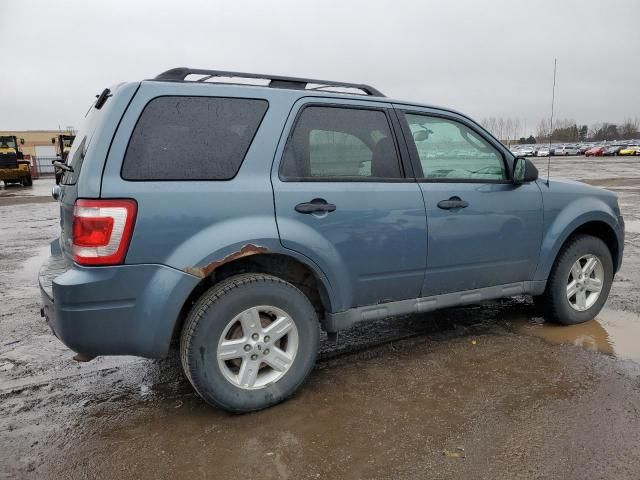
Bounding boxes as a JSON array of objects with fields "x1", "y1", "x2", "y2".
[
  {"x1": 26, "y1": 174, "x2": 33, "y2": 186},
  {"x1": 534, "y1": 234, "x2": 613, "y2": 325},
  {"x1": 180, "y1": 273, "x2": 320, "y2": 413}
]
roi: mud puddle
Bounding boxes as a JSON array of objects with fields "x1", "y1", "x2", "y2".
[
  {"x1": 510, "y1": 308, "x2": 640, "y2": 362},
  {"x1": 15, "y1": 332, "x2": 602, "y2": 480}
]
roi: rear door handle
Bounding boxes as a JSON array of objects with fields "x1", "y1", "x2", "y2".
[
  {"x1": 295, "y1": 198, "x2": 337, "y2": 214},
  {"x1": 437, "y1": 196, "x2": 469, "y2": 210}
]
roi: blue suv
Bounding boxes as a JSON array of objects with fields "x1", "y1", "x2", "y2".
[{"x1": 40, "y1": 68, "x2": 624, "y2": 412}]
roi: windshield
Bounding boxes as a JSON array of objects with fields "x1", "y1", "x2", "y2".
[
  {"x1": 0, "y1": 136, "x2": 17, "y2": 149},
  {"x1": 62, "y1": 136, "x2": 74, "y2": 149}
]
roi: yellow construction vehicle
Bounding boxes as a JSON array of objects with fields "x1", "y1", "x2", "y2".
[
  {"x1": 53, "y1": 134, "x2": 75, "y2": 183},
  {"x1": 0, "y1": 135, "x2": 32, "y2": 186}
]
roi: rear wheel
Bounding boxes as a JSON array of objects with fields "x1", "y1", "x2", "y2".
[
  {"x1": 534, "y1": 234, "x2": 613, "y2": 325},
  {"x1": 180, "y1": 273, "x2": 319, "y2": 412}
]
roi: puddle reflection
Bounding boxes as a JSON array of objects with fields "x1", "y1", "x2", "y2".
[{"x1": 513, "y1": 309, "x2": 640, "y2": 362}]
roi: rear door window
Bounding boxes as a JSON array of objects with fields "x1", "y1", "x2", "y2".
[
  {"x1": 122, "y1": 96, "x2": 268, "y2": 181},
  {"x1": 279, "y1": 106, "x2": 403, "y2": 180}
]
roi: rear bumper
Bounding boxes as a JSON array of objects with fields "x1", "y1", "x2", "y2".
[{"x1": 39, "y1": 239, "x2": 199, "y2": 358}]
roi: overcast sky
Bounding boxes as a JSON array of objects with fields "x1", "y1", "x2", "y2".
[{"x1": 2, "y1": 0, "x2": 639, "y2": 134}]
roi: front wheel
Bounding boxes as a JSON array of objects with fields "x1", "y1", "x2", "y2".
[
  {"x1": 534, "y1": 234, "x2": 613, "y2": 325},
  {"x1": 180, "y1": 273, "x2": 320, "y2": 412}
]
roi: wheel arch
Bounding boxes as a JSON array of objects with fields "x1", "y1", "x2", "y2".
[
  {"x1": 569, "y1": 221, "x2": 620, "y2": 270},
  {"x1": 172, "y1": 251, "x2": 335, "y2": 344},
  {"x1": 536, "y1": 208, "x2": 621, "y2": 282}
]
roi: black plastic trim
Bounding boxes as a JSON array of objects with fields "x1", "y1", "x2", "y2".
[{"x1": 95, "y1": 88, "x2": 111, "y2": 110}]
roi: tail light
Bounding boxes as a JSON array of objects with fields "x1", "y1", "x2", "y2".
[{"x1": 72, "y1": 199, "x2": 137, "y2": 266}]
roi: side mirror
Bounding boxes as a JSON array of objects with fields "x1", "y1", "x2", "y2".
[
  {"x1": 413, "y1": 129, "x2": 430, "y2": 142},
  {"x1": 513, "y1": 157, "x2": 538, "y2": 184},
  {"x1": 52, "y1": 137, "x2": 56, "y2": 144},
  {"x1": 20, "y1": 138, "x2": 25, "y2": 145}
]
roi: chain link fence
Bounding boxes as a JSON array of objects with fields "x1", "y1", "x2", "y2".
[{"x1": 33, "y1": 156, "x2": 57, "y2": 177}]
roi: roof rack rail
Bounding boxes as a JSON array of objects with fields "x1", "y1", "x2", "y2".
[{"x1": 153, "y1": 67, "x2": 385, "y2": 97}]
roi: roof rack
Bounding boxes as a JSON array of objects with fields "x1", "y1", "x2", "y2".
[{"x1": 153, "y1": 67, "x2": 385, "y2": 97}]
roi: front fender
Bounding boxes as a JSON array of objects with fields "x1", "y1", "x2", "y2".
[{"x1": 534, "y1": 196, "x2": 619, "y2": 281}]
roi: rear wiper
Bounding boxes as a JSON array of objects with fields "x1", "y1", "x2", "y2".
[{"x1": 53, "y1": 161, "x2": 74, "y2": 173}]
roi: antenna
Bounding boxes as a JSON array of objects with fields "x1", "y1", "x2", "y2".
[{"x1": 547, "y1": 58, "x2": 557, "y2": 185}]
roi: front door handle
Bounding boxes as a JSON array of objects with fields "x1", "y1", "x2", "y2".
[
  {"x1": 437, "y1": 196, "x2": 469, "y2": 210},
  {"x1": 295, "y1": 198, "x2": 337, "y2": 214}
]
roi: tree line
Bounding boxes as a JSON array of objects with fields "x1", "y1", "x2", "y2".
[{"x1": 479, "y1": 117, "x2": 640, "y2": 144}]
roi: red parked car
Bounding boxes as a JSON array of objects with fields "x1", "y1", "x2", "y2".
[{"x1": 585, "y1": 146, "x2": 605, "y2": 157}]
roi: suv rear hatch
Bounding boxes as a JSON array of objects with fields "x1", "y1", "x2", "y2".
[{"x1": 56, "y1": 83, "x2": 140, "y2": 260}]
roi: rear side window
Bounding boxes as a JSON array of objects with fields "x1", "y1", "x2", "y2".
[
  {"x1": 280, "y1": 106, "x2": 402, "y2": 180},
  {"x1": 122, "y1": 96, "x2": 268, "y2": 180}
]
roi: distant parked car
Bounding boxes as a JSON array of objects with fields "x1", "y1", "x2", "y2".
[
  {"x1": 518, "y1": 146, "x2": 536, "y2": 157},
  {"x1": 585, "y1": 147, "x2": 605, "y2": 157},
  {"x1": 555, "y1": 145, "x2": 580, "y2": 156},
  {"x1": 619, "y1": 146, "x2": 640, "y2": 156},
  {"x1": 603, "y1": 145, "x2": 626, "y2": 156},
  {"x1": 536, "y1": 147, "x2": 551, "y2": 157}
]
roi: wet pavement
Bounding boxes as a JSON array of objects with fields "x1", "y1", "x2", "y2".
[
  {"x1": 0, "y1": 178, "x2": 57, "y2": 205},
  {"x1": 1, "y1": 160, "x2": 640, "y2": 479}
]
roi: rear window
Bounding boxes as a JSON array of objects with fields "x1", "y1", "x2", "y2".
[
  {"x1": 121, "y1": 96, "x2": 268, "y2": 181},
  {"x1": 61, "y1": 106, "x2": 101, "y2": 185}
]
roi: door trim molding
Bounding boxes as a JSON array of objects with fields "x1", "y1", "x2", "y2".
[{"x1": 322, "y1": 280, "x2": 547, "y2": 332}]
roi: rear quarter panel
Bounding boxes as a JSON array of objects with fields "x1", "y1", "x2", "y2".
[{"x1": 99, "y1": 82, "x2": 339, "y2": 309}]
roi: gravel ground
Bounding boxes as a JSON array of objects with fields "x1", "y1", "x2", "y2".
[{"x1": 1, "y1": 157, "x2": 640, "y2": 479}]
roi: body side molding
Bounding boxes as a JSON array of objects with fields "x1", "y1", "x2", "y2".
[{"x1": 323, "y1": 280, "x2": 546, "y2": 332}]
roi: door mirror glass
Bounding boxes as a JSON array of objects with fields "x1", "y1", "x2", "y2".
[
  {"x1": 413, "y1": 129, "x2": 431, "y2": 142},
  {"x1": 513, "y1": 157, "x2": 539, "y2": 183}
]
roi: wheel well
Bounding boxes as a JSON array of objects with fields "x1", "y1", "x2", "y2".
[
  {"x1": 565, "y1": 221, "x2": 619, "y2": 269},
  {"x1": 172, "y1": 254, "x2": 330, "y2": 344}
]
